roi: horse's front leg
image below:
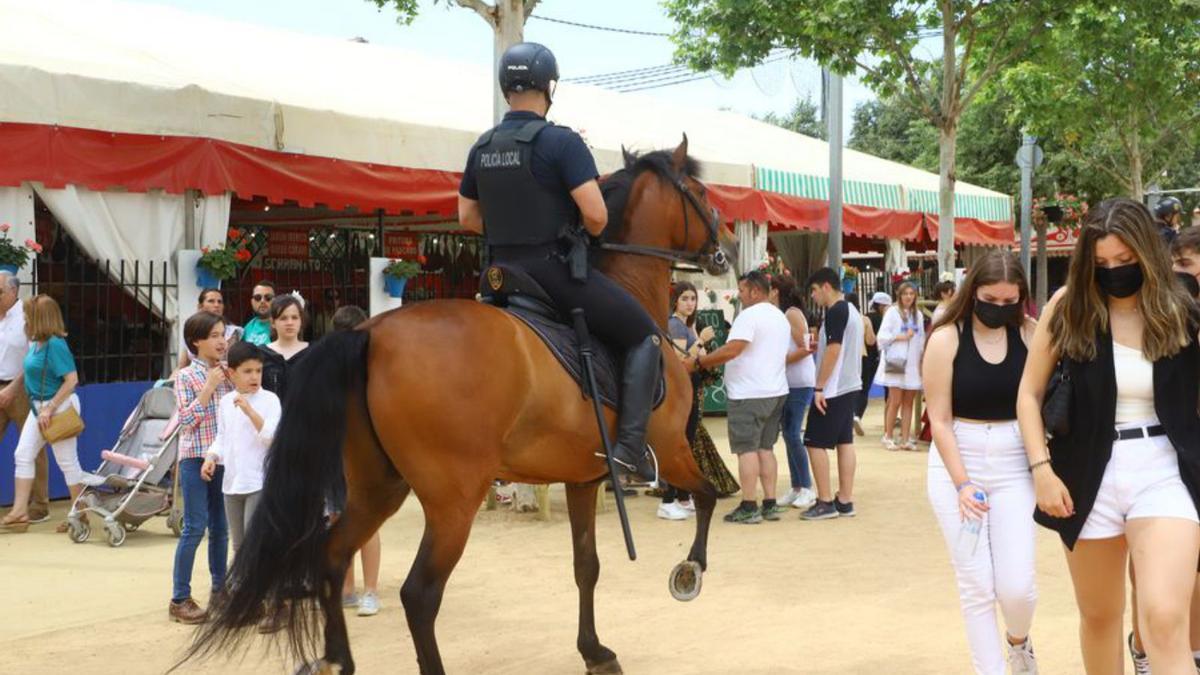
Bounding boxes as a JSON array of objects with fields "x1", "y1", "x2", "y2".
[{"x1": 565, "y1": 482, "x2": 623, "y2": 674}]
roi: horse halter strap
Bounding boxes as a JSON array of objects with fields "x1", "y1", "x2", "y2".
[{"x1": 599, "y1": 171, "x2": 723, "y2": 272}]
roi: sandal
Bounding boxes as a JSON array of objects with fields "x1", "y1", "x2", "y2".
[
  {"x1": 1, "y1": 514, "x2": 30, "y2": 533},
  {"x1": 881, "y1": 436, "x2": 898, "y2": 451},
  {"x1": 900, "y1": 440, "x2": 918, "y2": 451}
]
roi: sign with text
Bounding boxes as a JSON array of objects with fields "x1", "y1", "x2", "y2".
[
  {"x1": 384, "y1": 232, "x2": 419, "y2": 259},
  {"x1": 268, "y1": 229, "x2": 310, "y2": 259}
]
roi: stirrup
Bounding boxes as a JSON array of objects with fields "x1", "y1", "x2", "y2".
[{"x1": 595, "y1": 445, "x2": 659, "y2": 488}]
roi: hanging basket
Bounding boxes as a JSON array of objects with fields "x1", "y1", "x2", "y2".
[
  {"x1": 384, "y1": 275, "x2": 408, "y2": 299},
  {"x1": 0, "y1": 264, "x2": 19, "y2": 276},
  {"x1": 841, "y1": 278, "x2": 856, "y2": 294},
  {"x1": 195, "y1": 264, "x2": 221, "y2": 289}
]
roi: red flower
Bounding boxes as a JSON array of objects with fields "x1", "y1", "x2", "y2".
[
  {"x1": 235, "y1": 249, "x2": 252, "y2": 263},
  {"x1": 30, "y1": 243, "x2": 43, "y2": 254},
  {"x1": 0, "y1": 224, "x2": 9, "y2": 233},
  {"x1": 228, "y1": 228, "x2": 242, "y2": 240},
  {"x1": 23, "y1": 239, "x2": 34, "y2": 248},
  {"x1": 417, "y1": 255, "x2": 427, "y2": 265}
]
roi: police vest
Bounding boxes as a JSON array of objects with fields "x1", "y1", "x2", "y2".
[{"x1": 472, "y1": 120, "x2": 580, "y2": 248}]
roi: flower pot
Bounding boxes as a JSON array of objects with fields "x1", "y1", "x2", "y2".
[
  {"x1": 384, "y1": 275, "x2": 408, "y2": 299},
  {"x1": 841, "y1": 278, "x2": 856, "y2": 294},
  {"x1": 195, "y1": 264, "x2": 221, "y2": 290},
  {"x1": 0, "y1": 264, "x2": 19, "y2": 276}
]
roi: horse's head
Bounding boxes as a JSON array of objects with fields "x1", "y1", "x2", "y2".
[{"x1": 600, "y1": 135, "x2": 735, "y2": 276}]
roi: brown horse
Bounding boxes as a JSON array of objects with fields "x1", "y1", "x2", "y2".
[{"x1": 181, "y1": 137, "x2": 735, "y2": 675}]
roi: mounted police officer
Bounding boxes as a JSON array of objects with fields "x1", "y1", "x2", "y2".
[
  {"x1": 458, "y1": 42, "x2": 659, "y2": 481},
  {"x1": 1155, "y1": 195, "x2": 1184, "y2": 246}
]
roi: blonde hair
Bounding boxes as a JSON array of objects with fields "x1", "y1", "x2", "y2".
[
  {"x1": 24, "y1": 294, "x2": 67, "y2": 343},
  {"x1": 1049, "y1": 198, "x2": 1196, "y2": 362}
]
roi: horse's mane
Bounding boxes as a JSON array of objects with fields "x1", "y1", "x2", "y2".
[{"x1": 600, "y1": 149, "x2": 702, "y2": 240}]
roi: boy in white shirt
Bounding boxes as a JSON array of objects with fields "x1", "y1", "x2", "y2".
[{"x1": 201, "y1": 341, "x2": 281, "y2": 553}]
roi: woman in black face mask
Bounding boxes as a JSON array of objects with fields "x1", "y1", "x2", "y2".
[
  {"x1": 1016, "y1": 197, "x2": 1200, "y2": 673},
  {"x1": 922, "y1": 250, "x2": 1040, "y2": 673}
]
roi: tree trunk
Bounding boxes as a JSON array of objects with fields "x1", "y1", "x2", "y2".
[
  {"x1": 1129, "y1": 129, "x2": 1145, "y2": 201},
  {"x1": 1035, "y1": 220, "x2": 1048, "y2": 311},
  {"x1": 937, "y1": 9, "x2": 958, "y2": 278},
  {"x1": 491, "y1": 0, "x2": 526, "y2": 123}
]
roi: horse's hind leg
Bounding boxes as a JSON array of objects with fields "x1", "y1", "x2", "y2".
[
  {"x1": 566, "y1": 482, "x2": 622, "y2": 674},
  {"x1": 401, "y1": 482, "x2": 489, "y2": 675},
  {"x1": 317, "y1": 391, "x2": 411, "y2": 675}
]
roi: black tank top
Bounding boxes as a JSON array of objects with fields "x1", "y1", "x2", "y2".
[{"x1": 951, "y1": 320, "x2": 1027, "y2": 421}]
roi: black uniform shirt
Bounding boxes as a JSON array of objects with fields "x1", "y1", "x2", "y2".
[{"x1": 459, "y1": 111, "x2": 599, "y2": 200}]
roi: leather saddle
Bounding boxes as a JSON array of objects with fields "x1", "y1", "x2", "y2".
[{"x1": 479, "y1": 264, "x2": 665, "y2": 409}]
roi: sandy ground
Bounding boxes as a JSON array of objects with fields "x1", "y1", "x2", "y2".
[{"x1": 0, "y1": 401, "x2": 1101, "y2": 674}]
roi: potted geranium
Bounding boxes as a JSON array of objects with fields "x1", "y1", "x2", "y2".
[
  {"x1": 0, "y1": 224, "x2": 41, "y2": 274},
  {"x1": 196, "y1": 228, "x2": 252, "y2": 288},
  {"x1": 382, "y1": 256, "x2": 426, "y2": 298},
  {"x1": 841, "y1": 263, "x2": 859, "y2": 294}
]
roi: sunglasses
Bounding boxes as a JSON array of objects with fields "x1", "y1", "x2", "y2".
[{"x1": 252, "y1": 294, "x2": 274, "y2": 302}]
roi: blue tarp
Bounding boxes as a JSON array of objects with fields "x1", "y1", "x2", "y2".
[{"x1": 0, "y1": 381, "x2": 154, "y2": 506}]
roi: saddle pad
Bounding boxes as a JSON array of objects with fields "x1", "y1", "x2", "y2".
[{"x1": 506, "y1": 306, "x2": 666, "y2": 410}]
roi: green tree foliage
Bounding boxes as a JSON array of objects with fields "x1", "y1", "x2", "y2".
[
  {"x1": 1002, "y1": 0, "x2": 1200, "y2": 199},
  {"x1": 666, "y1": 0, "x2": 1077, "y2": 273},
  {"x1": 757, "y1": 97, "x2": 826, "y2": 140}
]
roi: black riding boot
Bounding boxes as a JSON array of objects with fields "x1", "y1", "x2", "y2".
[{"x1": 609, "y1": 335, "x2": 661, "y2": 482}]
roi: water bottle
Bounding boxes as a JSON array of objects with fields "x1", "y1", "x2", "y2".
[{"x1": 956, "y1": 490, "x2": 988, "y2": 558}]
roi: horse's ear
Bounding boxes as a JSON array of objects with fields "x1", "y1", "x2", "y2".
[
  {"x1": 621, "y1": 145, "x2": 636, "y2": 168},
  {"x1": 671, "y1": 134, "x2": 689, "y2": 172}
]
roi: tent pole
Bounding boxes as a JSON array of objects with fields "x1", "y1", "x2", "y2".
[{"x1": 826, "y1": 70, "x2": 843, "y2": 269}]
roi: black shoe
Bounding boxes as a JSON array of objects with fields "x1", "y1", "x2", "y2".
[
  {"x1": 801, "y1": 500, "x2": 839, "y2": 521},
  {"x1": 608, "y1": 335, "x2": 662, "y2": 482},
  {"x1": 834, "y1": 495, "x2": 856, "y2": 518}
]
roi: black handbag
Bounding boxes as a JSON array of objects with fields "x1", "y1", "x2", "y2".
[{"x1": 1041, "y1": 360, "x2": 1072, "y2": 438}]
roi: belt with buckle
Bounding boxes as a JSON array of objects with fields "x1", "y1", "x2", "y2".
[{"x1": 1115, "y1": 424, "x2": 1166, "y2": 441}]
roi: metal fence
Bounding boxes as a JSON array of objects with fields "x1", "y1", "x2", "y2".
[
  {"x1": 34, "y1": 254, "x2": 174, "y2": 385},
  {"x1": 221, "y1": 258, "x2": 371, "y2": 343}
]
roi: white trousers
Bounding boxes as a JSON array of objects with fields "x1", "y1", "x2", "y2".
[
  {"x1": 928, "y1": 420, "x2": 1038, "y2": 675},
  {"x1": 12, "y1": 395, "x2": 83, "y2": 485}
]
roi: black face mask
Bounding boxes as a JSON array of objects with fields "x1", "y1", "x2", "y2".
[
  {"x1": 1095, "y1": 263, "x2": 1144, "y2": 298},
  {"x1": 974, "y1": 300, "x2": 1021, "y2": 329}
]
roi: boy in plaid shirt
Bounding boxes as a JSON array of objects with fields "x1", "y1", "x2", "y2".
[{"x1": 168, "y1": 311, "x2": 234, "y2": 625}]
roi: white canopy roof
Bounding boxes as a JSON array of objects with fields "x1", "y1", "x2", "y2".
[{"x1": 0, "y1": 0, "x2": 1009, "y2": 206}]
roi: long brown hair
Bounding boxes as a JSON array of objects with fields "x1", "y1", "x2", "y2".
[
  {"x1": 769, "y1": 274, "x2": 802, "y2": 313},
  {"x1": 670, "y1": 281, "x2": 698, "y2": 330},
  {"x1": 892, "y1": 281, "x2": 919, "y2": 325},
  {"x1": 931, "y1": 250, "x2": 1029, "y2": 334},
  {"x1": 1049, "y1": 197, "x2": 1195, "y2": 362}
]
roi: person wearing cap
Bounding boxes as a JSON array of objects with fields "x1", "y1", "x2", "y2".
[
  {"x1": 1155, "y1": 196, "x2": 1184, "y2": 246},
  {"x1": 857, "y1": 291, "x2": 891, "y2": 430},
  {"x1": 457, "y1": 43, "x2": 659, "y2": 480}
]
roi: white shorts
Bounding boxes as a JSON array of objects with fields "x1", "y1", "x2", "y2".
[{"x1": 1078, "y1": 421, "x2": 1199, "y2": 540}]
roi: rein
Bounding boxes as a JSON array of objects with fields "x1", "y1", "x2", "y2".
[{"x1": 599, "y1": 172, "x2": 724, "y2": 272}]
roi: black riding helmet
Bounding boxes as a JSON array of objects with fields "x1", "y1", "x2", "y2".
[
  {"x1": 1155, "y1": 195, "x2": 1184, "y2": 220},
  {"x1": 498, "y1": 42, "x2": 559, "y2": 100}
]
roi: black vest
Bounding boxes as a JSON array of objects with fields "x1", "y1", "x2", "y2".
[
  {"x1": 473, "y1": 120, "x2": 579, "y2": 248},
  {"x1": 1037, "y1": 329, "x2": 1200, "y2": 548}
]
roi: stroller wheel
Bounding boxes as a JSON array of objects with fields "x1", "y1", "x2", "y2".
[
  {"x1": 68, "y1": 520, "x2": 90, "y2": 544},
  {"x1": 123, "y1": 522, "x2": 139, "y2": 532},
  {"x1": 167, "y1": 510, "x2": 183, "y2": 537},
  {"x1": 106, "y1": 523, "x2": 126, "y2": 547}
]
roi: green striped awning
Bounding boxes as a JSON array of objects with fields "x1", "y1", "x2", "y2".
[
  {"x1": 756, "y1": 167, "x2": 902, "y2": 210},
  {"x1": 907, "y1": 188, "x2": 1013, "y2": 222}
]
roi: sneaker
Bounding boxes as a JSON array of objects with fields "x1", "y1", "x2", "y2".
[
  {"x1": 791, "y1": 487, "x2": 817, "y2": 509},
  {"x1": 853, "y1": 416, "x2": 865, "y2": 436},
  {"x1": 342, "y1": 593, "x2": 359, "y2": 609},
  {"x1": 778, "y1": 488, "x2": 800, "y2": 507},
  {"x1": 1006, "y1": 636, "x2": 1038, "y2": 675},
  {"x1": 678, "y1": 500, "x2": 695, "y2": 512},
  {"x1": 760, "y1": 503, "x2": 787, "y2": 521},
  {"x1": 834, "y1": 495, "x2": 856, "y2": 518},
  {"x1": 1128, "y1": 633, "x2": 1151, "y2": 675},
  {"x1": 801, "y1": 500, "x2": 839, "y2": 521},
  {"x1": 722, "y1": 504, "x2": 763, "y2": 524},
  {"x1": 657, "y1": 501, "x2": 690, "y2": 521},
  {"x1": 356, "y1": 591, "x2": 380, "y2": 617},
  {"x1": 881, "y1": 436, "x2": 898, "y2": 451}
]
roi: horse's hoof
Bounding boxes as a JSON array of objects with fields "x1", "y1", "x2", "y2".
[
  {"x1": 585, "y1": 657, "x2": 623, "y2": 674},
  {"x1": 669, "y1": 560, "x2": 703, "y2": 602},
  {"x1": 294, "y1": 660, "x2": 336, "y2": 675}
]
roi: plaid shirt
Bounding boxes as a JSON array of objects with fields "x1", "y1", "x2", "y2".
[{"x1": 176, "y1": 361, "x2": 234, "y2": 460}]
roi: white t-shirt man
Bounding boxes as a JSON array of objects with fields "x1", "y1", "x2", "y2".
[
  {"x1": 723, "y1": 302, "x2": 792, "y2": 400},
  {"x1": 0, "y1": 298, "x2": 29, "y2": 382}
]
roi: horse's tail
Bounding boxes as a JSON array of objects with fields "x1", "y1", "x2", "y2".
[{"x1": 177, "y1": 328, "x2": 371, "y2": 669}]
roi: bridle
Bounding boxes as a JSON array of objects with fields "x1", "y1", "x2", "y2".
[{"x1": 599, "y1": 170, "x2": 728, "y2": 273}]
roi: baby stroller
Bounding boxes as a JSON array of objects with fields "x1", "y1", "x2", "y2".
[{"x1": 66, "y1": 383, "x2": 183, "y2": 547}]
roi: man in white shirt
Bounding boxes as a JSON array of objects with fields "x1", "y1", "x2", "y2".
[
  {"x1": 801, "y1": 267, "x2": 865, "y2": 521},
  {"x1": 689, "y1": 271, "x2": 791, "y2": 524},
  {"x1": 0, "y1": 274, "x2": 40, "y2": 521}
]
